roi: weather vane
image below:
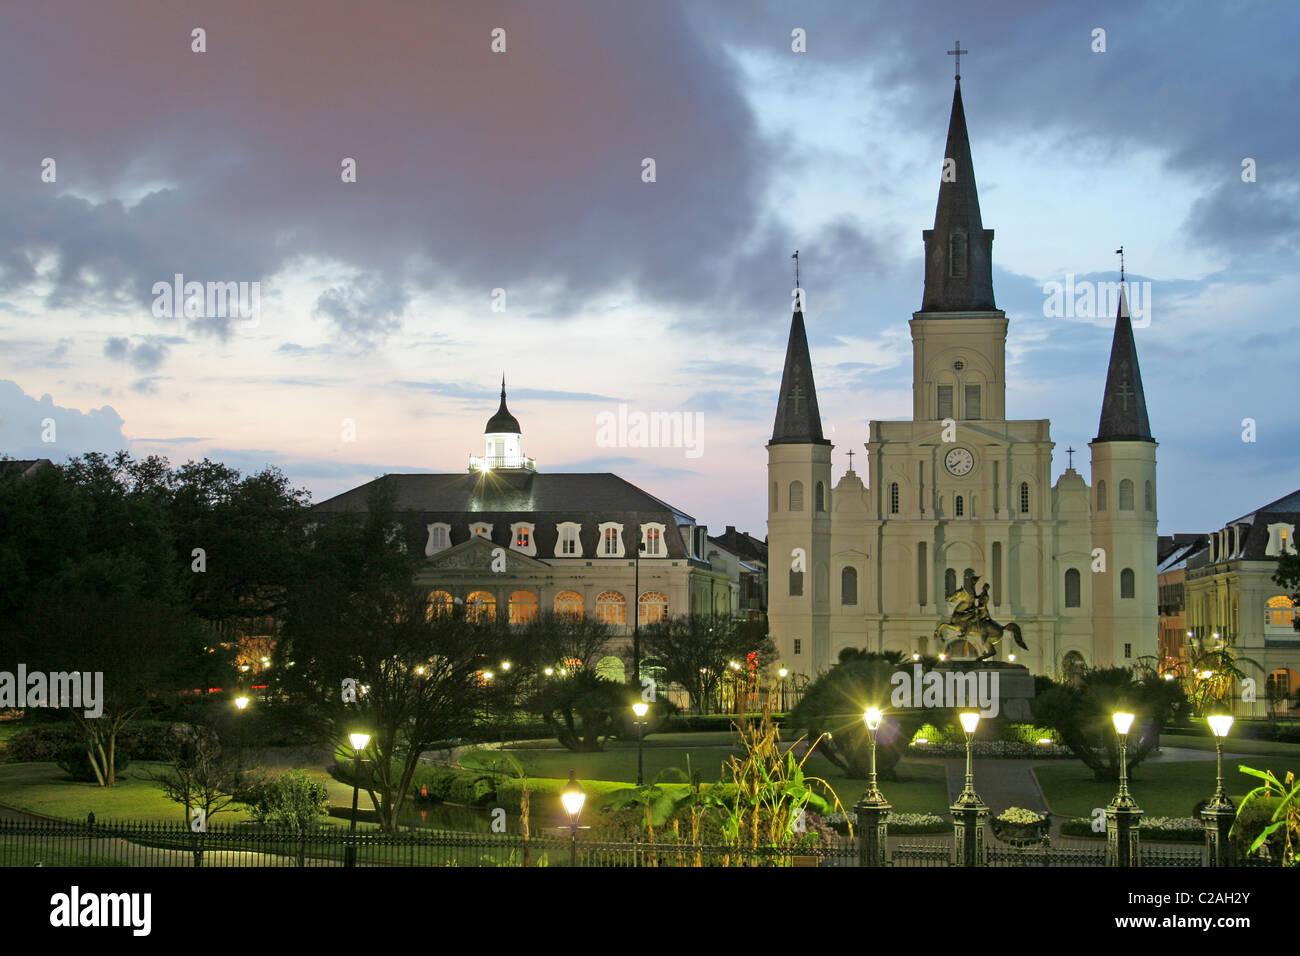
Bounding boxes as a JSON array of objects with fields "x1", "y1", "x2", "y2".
[
  {"x1": 948, "y1": 41, "x2": 967, "y2": 80},
  {"x1": 792, "y1": 249, "x2": 800, "y2": 288},
  {"x1": 1116, "y1": 245, "x2": 1125, "y2": 284}
]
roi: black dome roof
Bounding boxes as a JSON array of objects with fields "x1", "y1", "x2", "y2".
[{"x1": 485, "y1": 379, "x2": 521, "y2": 434}]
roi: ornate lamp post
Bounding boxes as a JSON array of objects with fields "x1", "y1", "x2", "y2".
[
  {"x1": 778, "y1": 667, "x2": 789, "y2": 712},
  {"x1": 561, "y1": 771, "x2": 586, "y2": 867},
  {"x1": 345, "y1": 731, "x2": 371, "y2": 868},
  {"x1": 1105, "y1": 712, "x2": 1142, "y2": 866},
  {"x1": 1203, "y1": 714, "x2": 1237, "y2": 866},
  {"x1": 632, "y1": 541, "x2": 646, "y2": 688},
  {"x1": 951, "y1": 711, "x2": 987, "y2": 866},
  {"x1": 632, "y1": 702, "x2": 650, "y2": 787},
  {"x1": 855, "y1": 707, "x2": 891, "y2": 867}
]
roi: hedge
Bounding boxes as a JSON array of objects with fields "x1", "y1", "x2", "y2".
[
  {"x1": 3, "y1": 721, "x2": 180, "y2": 763},
  {"x1": 1059, "y1": 816, "x2": 1205, "y2": 842}
]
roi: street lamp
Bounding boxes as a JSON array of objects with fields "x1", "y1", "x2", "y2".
[
  {"x1": 632, "y1": 702, "x2": 650, "y2": 786},
  {"x1": 778, "y1": 667, "x2": 789, "y2": 712},
  {"x1": 855, "y1": 707, "x2": 891, "y2": 867},
  {"x1": 950, "y1": 711, "x2": 988, "y2": 866},
  {"x1": 544, "y1": 667, "x2": 554, "y2": 677},
  {"x1": 345, "y1": 732, "x2": 371, "y2": 868},
  {"x1": 632, "y1": 541, "x2": 646, "y2": 690},
  {"x1": 233, "y1": 696, "x2": 249, "y2": 711},
  {"x1": 561, "y1": 771, "x2": 586, "y2": 867},
  {"x1": 1203, "y1": 714, "x2": 1236, "y2": 865},
  {"x1": 1106, "y1": 712, "x2": 1142, "y2": 866}
]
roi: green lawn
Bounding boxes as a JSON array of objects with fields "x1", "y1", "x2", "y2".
[
  {"x1": 1034, "y1": 757, "x2": 1298, "y2": 818},
  {"x1": 1161, "y1": 734, "x2": 1300, "y2": 757},
  {"x1": 0, "y1": 761, "x2": 367, "y2": 825},
  {"x1": 490, "y1": 737, "x2": 950, "y2": 813}
]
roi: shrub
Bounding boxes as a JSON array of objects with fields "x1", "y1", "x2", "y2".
[
  {"x1": 244, "y1": 770, "x2": 329, "y2": 832},
  {"x1": 57, "y1": 745, "x2": 129, "y2": 781}
]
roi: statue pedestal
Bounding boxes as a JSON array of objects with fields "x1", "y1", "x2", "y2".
[{"x1": 929, "y1": 659, "x2": 1036, "y2": 722}]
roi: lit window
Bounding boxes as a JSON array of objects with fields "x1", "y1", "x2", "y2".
[
  {"x1": 426, "y1": 590, "x2": 454, "y2": 620},
  {"x1": 466, "y1": 590, "x2": 496, "y2": 622},
  {"x1": 638, "y1": 590, "x2": 668, "y2": 625},
  {"x1": 516, "y1": 527, "x2": 530, "y2": 547},
  {"x1": 642, "y1": 525, "x2": 664, "y2": 556},
  {"x1": 554, "y1": 590, "x2": 584, "y2": 618},
  {"x1": 595, "y1": 591, "x2": 627, "y2": 626},
  {"x1": 508, "y1": 591, "x2": 538, "y2": 624},
  {"x1": 1267, "y1": 595, "x2": 1296, "y2": 628}
]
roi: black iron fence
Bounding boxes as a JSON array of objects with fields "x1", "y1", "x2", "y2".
[{"x1": 0, "y1": 817, "x2": 1277, "y2": 868}]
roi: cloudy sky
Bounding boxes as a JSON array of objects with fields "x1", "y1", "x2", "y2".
[{"x1": 1, "y1": 0, "x2": 1296, "y2": 537}]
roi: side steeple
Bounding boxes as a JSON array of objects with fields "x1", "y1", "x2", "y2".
[
  {"x1": 920, "y1": 77, "x2": 996, "y2": 313},
  {"x1": 1094, "y1": 285, "x2": 1154, "y2": 443},
  {"x1": 770, "y1": 306, "x2": 830, "y2": 445}
]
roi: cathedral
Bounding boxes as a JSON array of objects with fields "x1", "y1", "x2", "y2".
[{"x1": 766, "y1": 74, "x2": 1158, "y2": 680}]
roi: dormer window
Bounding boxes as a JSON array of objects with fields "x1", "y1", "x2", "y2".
[
  {"x1": 510, "y1": 522, "x2": 536, "y2": 556},
  {"x1": 556, "y1": 522, "x2": 581, "y2": 557},
  {"x1": 424, "y1": 522, "x2": 451, "y2": 556},
  {"x1": 471, "y1": 522, "x2": 492, "y2": 539},
  {"x1": 598, "y1": 522, "x2": 625, "y2": 558},
  {"x1": 641, "y1": 523, "x2": 666, "y2": 557}
]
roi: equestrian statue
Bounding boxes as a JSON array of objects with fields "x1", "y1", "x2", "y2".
[{"x1": 933, "y1": 575, "x2": 1028, "y2": 662}]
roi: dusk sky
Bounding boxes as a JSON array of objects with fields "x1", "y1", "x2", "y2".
[{"x1": 1, "y1": 0, "x2": 1296, "y2": 538}]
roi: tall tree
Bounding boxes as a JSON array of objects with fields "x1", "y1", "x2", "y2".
[{"x1": 640, "y1": 614, "x2": 774, "y2": 714}]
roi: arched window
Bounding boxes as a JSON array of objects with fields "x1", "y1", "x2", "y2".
[
  {"x1": 955, "y1": 495, "x2": 964, "y2": 517},
  {"x1": 1062, "y1": 650, "x2": 1087, "y2": 683},
  {"x1": 1144, "y1": 480, "x2": 1153, "y2": 512},
  {"x1": 841, "y1": 567, "x2": 858, "y2": 606},
  {"x1": 595, "y1": 590, "x2": 627, "y2": 626},
  {"x1": 508, "y1": 590, "x2": 538, "y2": 624},
  {"x1": 1097, "y1": 480, "x2": 1106, "y2": 511},
  {"x1": 426, "y1": 590, "x2": 454, "y2": 620},
  {"x1": 890, "y1": 482, "x2": 900, "y2": 515},
  {"x1": 1064, "y1": 569, "x2": 1081, "y2": 608},
  {"x1": 466, "y1": 590, "x2": 496, "y2": 623},
  {"x1": 945, "y1": 568, "x2": 957, "y2": 598},
  {"x1": 1267, "y1": 595, "x2": 1296, "y2": 628},
  {"x1": 554, "y1": 590, "x2": 584, "y2": 618},
  {"x1": 815, "y1": 481, "x2": 826, "y2": 512},
  {"x1": 595, "y1": 656, "x2": 625, "y2": 683},
  {"x1": 1119, "y1": 479, "x2": 1134, "y2": 511},
  {"x1": 789, "y1": 569, "x2": 803, "y2": 597},
  {"x1": 1019, "y1": 482, "x2": 1030, "y2": 515},
  {"x1": 638, "y1": 590, "x2": 669, "y2": 625},
  {"x1": 789, "y1": 481, "x2": 804, "y2": 511},
  {"x1": 1120, "y1": 568, "x2": 1135, "y2": 599}
]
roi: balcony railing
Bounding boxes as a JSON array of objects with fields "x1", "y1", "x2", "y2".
[{"x1": 468, "y1": 455, "x2": 536, "y2": 472}]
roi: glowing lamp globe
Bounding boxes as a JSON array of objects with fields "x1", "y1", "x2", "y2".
[
  {"x1": 958, "y1": 712, "x2": 980, "y2": 734},
  {"x1": 1112, "y1": 712, "x2": 1135, "y2": 736},
  {"x1": 1207, "y1": 714, "x2": 1234, "y2": 738}
]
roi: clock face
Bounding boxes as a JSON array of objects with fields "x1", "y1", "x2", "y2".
[{"x1": 945, "y1": 447, "x2": 974, "y2": 477}]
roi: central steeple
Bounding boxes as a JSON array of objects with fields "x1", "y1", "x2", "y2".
[
  {"x1": 920, "y1": 77, "x2": 996, "y2": 313},
  {"x1": 770, "y1": 304, "x2": 830, "y2": 445}
]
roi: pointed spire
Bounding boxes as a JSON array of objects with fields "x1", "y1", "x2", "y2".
[
  {"x1": 771, "y1": 302, "x2": 830, "y2": 445},
  {"x1": 920, "y1": 77, "x2": 996, "y2": 312},
  {"x1": 485, "y1": 375, "x2": 521, "y2": 434},
  {"x1": 1094, "y1": 283, "x2": 1154, "y2": 443}
]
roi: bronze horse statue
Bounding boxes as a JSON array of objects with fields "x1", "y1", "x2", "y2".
[{"x1": 933, "y1": 581, "x2": 1027, "y2": 661}]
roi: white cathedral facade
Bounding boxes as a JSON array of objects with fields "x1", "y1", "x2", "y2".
[{"x1": 767, "y1": 76, "x2": 1158, "y2": 680}]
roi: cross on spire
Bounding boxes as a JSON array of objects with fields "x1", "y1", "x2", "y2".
[
  {"x1": 846, "y1": 448, "x2": 855, "y2": 471},
  {"x1": 792, "y1": 249, "x2": 800, "y2": 290},
  {"x1": 789, "y1": 384, "x2": 805, "y2": 414},
  {"x1": 948, "y1": 40, "x2": 967, "y2": 80},
  {"x1": 1066, "y1": 446, "x2": 1075, "y2": 468},
  {"x1": 1115, "y1": 245, "x2": 1125, "y2": 284},
  {"x1": 1116, "y1": 382, "x2": 1134, "y2": 411}
]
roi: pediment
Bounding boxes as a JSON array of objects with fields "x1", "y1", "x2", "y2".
[{"x1": 427, "y1": 535, "x2": 552, "y2": 571}]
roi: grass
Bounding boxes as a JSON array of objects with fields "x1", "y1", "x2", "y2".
[
  {"x1": 1161, "y1": 734, "x2": 1300, "y2": 757},
  {"x1": 1034, "y1": 757, "x2": 1299, "y2": 818},
  {"x1": 0, "y1": 761, "x2": 365, "y2": 825},
  {"x1": 0, "y1": 840, "x2": 128, "y2": 867},
  {"x1": 489, "y1": 735, "x2": 951, "y2": 814}
]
